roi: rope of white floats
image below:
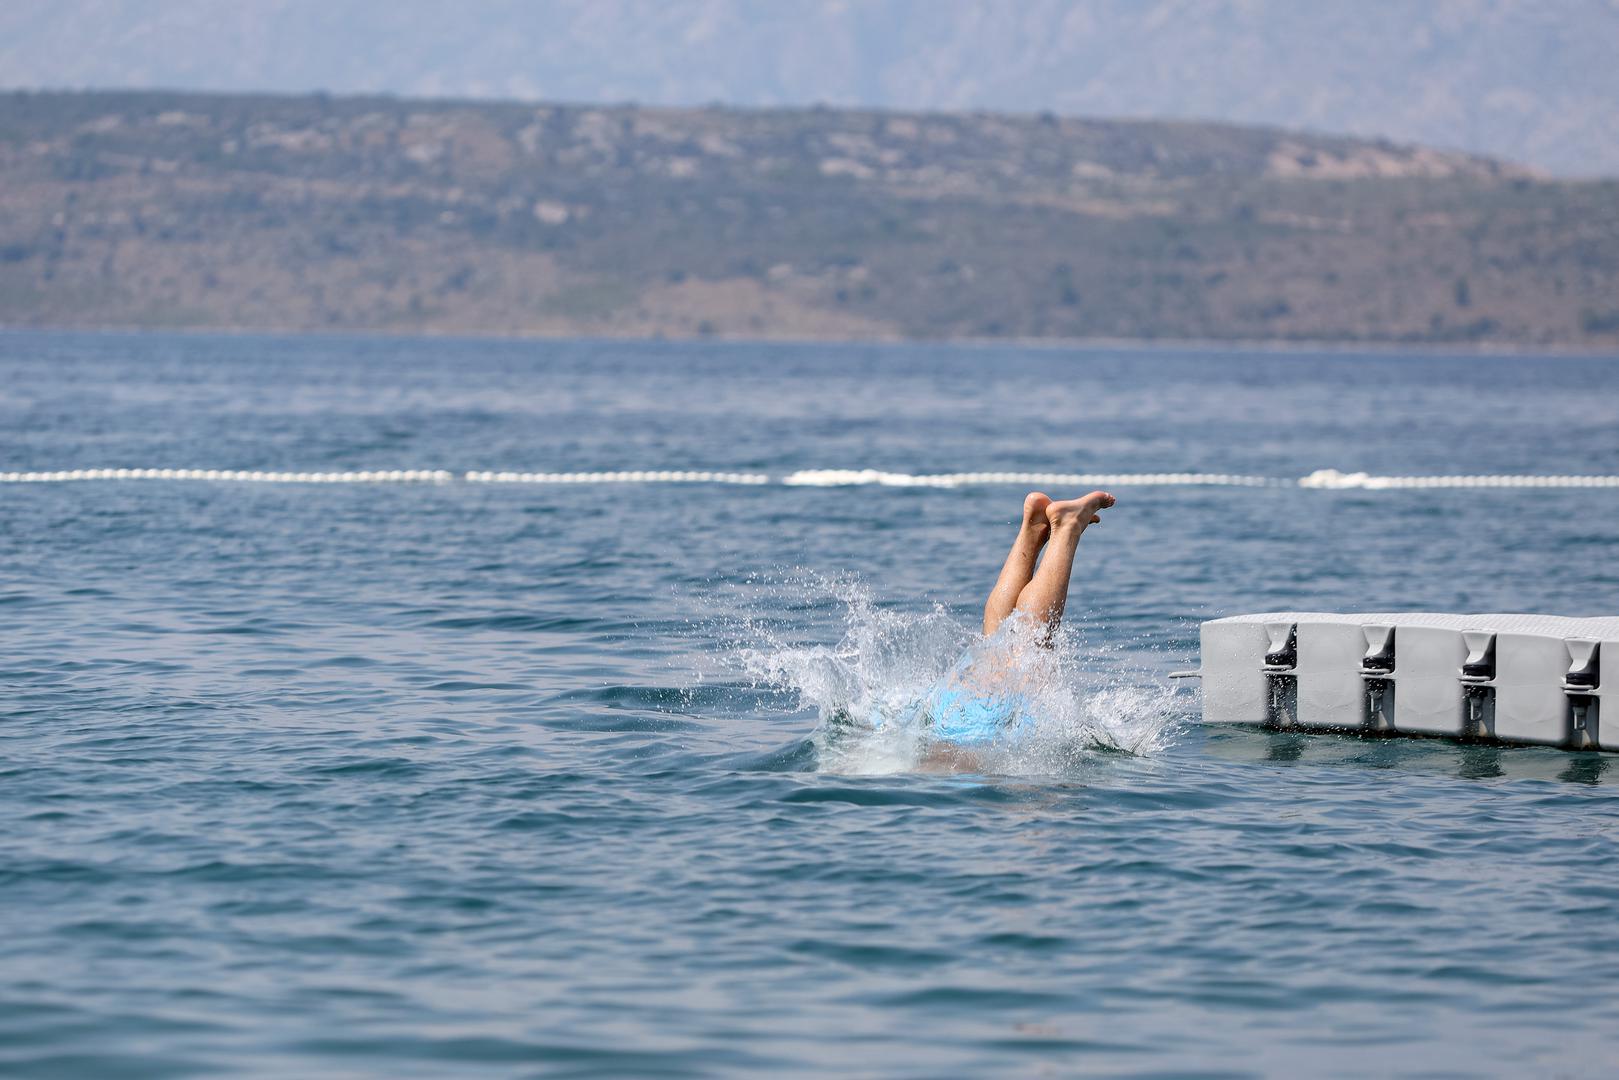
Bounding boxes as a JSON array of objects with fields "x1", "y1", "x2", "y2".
[
  {"x1": 0, "y1": 468, "x2": 456, "y2": 484},
  {"x1": 779, "y1": 470, "x2": 1276, "y2": 487},
  {"x1": 2, "y1": 467, "x2": 1618, "y2": 489},
  {"x1": 1297, "y1": 469, "x2": 1619, "y2": 489},
  {"x1": 465, "y1": 470, "x2": 770, "y2": 485}
]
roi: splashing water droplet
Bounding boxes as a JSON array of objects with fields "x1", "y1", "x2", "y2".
[{"x1": 705, "y1": 574, "x2": 1187, "y2": 776}]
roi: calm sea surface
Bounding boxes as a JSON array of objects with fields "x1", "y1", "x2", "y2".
[{"x1": 3, "y1": 331, "x2": 1619, "y2": 1077}]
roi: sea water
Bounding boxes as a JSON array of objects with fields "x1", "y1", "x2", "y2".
[{"x1": 2, "y1": 330, "x2": 1618, "y2": 1076}]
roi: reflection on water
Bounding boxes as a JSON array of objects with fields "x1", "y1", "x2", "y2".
[
  {"x1": 1558, "y1": 753, "x2": 1611, "y2": 785},
  {"x1": 1205, "y1": 724, "x2": 1614, "y2": 785}
]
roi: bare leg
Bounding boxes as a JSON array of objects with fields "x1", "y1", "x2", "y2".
[
  {"x1": 919, "y1": 743, "x2": 985, "y2": 774},
  {"x1": 983, "y1": 492, "x2": 1052, "y2": 635},
  {"x1": 1012, "y1": 491, "x2": 1115, "y2": 641}
]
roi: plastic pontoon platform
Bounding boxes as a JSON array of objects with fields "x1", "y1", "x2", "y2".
[{"x1": 1197, "y1": 613, "x2": 1619, "y2": 751}]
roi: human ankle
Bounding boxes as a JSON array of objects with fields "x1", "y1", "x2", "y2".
[{"x1": 1021, "y1": 518, "x2": 1051, "y2": 539}]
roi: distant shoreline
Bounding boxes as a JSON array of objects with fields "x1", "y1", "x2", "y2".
[
  {"x1": 6, "y1": 320, "x2": 1617, "y2": 360},
  {"x1": 4, "y1": 89, "x2": 1617, "y2": 351}
]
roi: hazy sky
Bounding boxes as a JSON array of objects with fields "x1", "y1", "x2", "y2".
[{"x1": 3, "y1": 0, "x2": 1617, "y2": 173}]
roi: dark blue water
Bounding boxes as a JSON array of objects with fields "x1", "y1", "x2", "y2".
[{"x1": 3, "y1": 331, "x2": 1619, "y2": 1077}]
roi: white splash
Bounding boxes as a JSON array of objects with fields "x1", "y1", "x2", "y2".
[{"x1": 726, "y1": 576, "x2": 1185, "y2": 776}]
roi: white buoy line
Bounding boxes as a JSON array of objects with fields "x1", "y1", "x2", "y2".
[
  {"x1": 780, "y1": 469, "x2": 1276, "y2": 487},
  {"x1": 0, "y1": 468, "x2": 455, "y2": 484},
  {"x1": 3, "y1": 467, "x2": 1618, "y2": 490},
  {"x1": 1298, "y1": 469, "x2": 1619, "y2": 490},
  {"x1": 463, "y1": 470, "x2": 771, "y2": 485}
]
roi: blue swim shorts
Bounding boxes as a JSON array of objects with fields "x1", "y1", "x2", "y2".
[{"x1": 927, "y1": 687, "x2": 1034, "y2": 746}]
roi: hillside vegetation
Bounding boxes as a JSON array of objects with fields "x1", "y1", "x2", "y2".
[{"x1": 1, "y1": 89, "x2": 1617, "y2": 346}]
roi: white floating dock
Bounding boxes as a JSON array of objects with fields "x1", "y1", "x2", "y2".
[{"x1": 1198, "y1": 613, "x2": 1618, "y2": 751}]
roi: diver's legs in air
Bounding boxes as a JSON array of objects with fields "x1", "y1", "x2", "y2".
[
  {"x1": 1011, "y1": 491, "x2": 1115, "y2": 642},
  {"x1": 983, "y1": 492, "x2": 1052, "y2": 635}
]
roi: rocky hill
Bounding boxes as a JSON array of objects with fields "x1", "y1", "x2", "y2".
[
  {"x1": 4, "y1": 1, "x2": 1618, "y2": 176},
  {"x1": 1, "y1": 89, "x2": 1616, "y2": 346}
]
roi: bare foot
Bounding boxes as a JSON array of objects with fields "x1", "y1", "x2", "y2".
[
  {"x1": 1021, "y1": 491, "x2": 1052, "y2": 536},
  {"x1": 1046, "y1": 490, "x2": 1115, "y2": 535}
]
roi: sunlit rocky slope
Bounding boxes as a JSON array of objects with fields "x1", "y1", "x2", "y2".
[{"x1": 2, "y1": 90, "x2": 1616, "y2": 346}]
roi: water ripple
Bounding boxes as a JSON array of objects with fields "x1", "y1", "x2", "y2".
[{"x1": 3, "y1": 332, "x2": 1618, "y2": 1077}]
